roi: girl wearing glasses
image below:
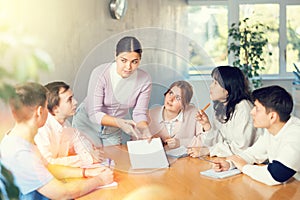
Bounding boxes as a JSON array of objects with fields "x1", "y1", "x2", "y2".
[
  {"x1": 148, "y1": 80, "x2": 204, "y2": 149},
  {"x1": 72, "y1": 36, "x2": 152, "y2": 146}
]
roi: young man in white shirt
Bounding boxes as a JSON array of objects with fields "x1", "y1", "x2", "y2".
[
  {"x1": 35, "y1": 81, "x2": 103, "y2": 167},
  {"x1": 213, "y1": 85, "x2": 300, "y2": 185}
]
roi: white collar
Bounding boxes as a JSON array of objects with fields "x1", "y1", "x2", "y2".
[
  {"x1": 159, "y1": 106, "x2": 183, "y2": 123},
  {"x1": 46, "y1": 112, "x2": 70, "y2": 132},
  {"x1": 110, "y1": 62, "x2": 123, "y2": 91}
]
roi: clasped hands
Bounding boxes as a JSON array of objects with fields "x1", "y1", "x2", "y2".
[{"x1": 115, "y1": 118, "x2": 152, "y2": 140}]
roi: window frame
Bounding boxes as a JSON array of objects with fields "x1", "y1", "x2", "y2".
[{"x1": 187, "y1": 0, "x2": 300, "y2": 79}]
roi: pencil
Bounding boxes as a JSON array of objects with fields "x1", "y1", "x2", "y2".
[{"x1": 202, "y1": 103, "x2": 211, "y2": 111}]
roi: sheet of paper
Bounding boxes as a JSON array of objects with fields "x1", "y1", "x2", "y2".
[
  {"x1": 200, "y1": 168, "x2": 241, "y2": 179},
  {"x1": 166, "y1": 146, "x2": 188, "y2": 158},
  {"x1": 127, "y1": 138, "x2": 169, "y2": 169},
  {"x1": 97, "y1": 181, "x2": 118, "y2": 189}
]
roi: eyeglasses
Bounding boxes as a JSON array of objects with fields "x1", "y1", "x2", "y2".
[{"x1": 167, "y1": 90, "x2": 182, "y2": 102}]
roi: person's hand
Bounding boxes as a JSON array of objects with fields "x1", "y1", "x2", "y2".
[
  {"x1": 227, "y1": 155, "x2": 247, "y2": 171},
  {"x1": 96, "y1": 167, "x2": 114, "y2": 185},
  {"x1": 135, "y1": 126, "x2": 152, "y2": 141},
  {"x1": 187, "y1": 147, "x2": 209, "y2": 158},
  {"x1": 165, "y1": 137, "x2": 180, "y2": 149},
  {"x1": 211, "y1": 157, "x2": 230, "y2": 172},
  {"x1": 196, "y1": 110, "x2": 211, "y2": 132},
  {"x1": 115, "y1": 118, "x2": 140, "y2": 138}
]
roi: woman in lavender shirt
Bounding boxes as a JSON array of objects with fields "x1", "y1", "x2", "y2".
[{"x1": 72, "y1": 36, "x2": 152, "y2": 146}]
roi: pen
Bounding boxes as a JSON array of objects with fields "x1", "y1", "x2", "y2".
[{"x1": 201, "y1": 103, "x2": 211, "y2": 112}]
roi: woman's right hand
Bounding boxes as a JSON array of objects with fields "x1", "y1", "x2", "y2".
[{"x1": 196, "y1": 110, "x2": 211, "y2": 132}]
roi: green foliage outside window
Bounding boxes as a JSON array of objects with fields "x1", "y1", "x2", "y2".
[{"x1": 228, "y1": 18, "x2": 272, "y2": 88}]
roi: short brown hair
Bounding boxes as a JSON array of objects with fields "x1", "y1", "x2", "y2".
[
  {"x1": 44, "y1": 81, "x2": 70, "y2": 114},
  {"x1": 9, "y1": 82, "x2": 48, "y2": 123}
]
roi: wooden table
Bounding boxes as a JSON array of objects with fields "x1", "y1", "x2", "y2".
[{"x1": 77, "y1": 145, "x2": 300, "y2": 200}]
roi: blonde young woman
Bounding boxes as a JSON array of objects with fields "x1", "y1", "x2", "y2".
[{"x1": 148, "y1": 80, "x2": 204, "y2": 149}]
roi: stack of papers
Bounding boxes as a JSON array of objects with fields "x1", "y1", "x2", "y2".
[
  {"x1": 166, "y1": 146, "x2": 188, "y2": 158},
  {"x1": 200, "y1": 168, "x2": 241, "y2": 179},
  {"x1": 127, "y1": 138, "x2": 169, "y2": 169}
]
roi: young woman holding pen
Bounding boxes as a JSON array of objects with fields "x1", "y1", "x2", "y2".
[
  {"x1": 148, "y1": 80, "x2": 205, "y2": 149},
  {"x1": 188, "y1": 66, "x2": 262, "y2": 157}
]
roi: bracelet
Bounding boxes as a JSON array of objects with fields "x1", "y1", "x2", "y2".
[{"x1": 82, "y1": 168, "x2": 88, "y2": 178}]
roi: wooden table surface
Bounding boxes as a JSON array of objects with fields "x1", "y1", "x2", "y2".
[{"x1": 76, "y1": 145, "x2": 300, "y2": 200}]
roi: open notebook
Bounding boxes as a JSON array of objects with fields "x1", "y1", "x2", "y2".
[
  {"x1": 127, "y1": 138, "x2": 170, "y2": 169},
  {"x1": 200, "y1": 168, "x2": 241, "y2": 179}
]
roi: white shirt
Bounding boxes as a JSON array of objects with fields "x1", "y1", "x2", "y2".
[
  {"x1": 203, "y1": 100, "x2": 262, "y2": 157},
  {"x1": 35, "y1": 113, "x2": 93, "y2": 167},
  {"x1": 1, "y1": 134, "x2": 53, "y2": 195},
  {"x1": 162, "y1": 109, "x2": 183, "y2": 137},
  {"x1": 239, "y1": 116, "x2": 300, "y2": 185}
]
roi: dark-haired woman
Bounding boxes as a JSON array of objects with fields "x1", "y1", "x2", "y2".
[
  {"x1": 73, "y1": 36, "x2": 152, "y2": 146},
  {"x1": 188, "y1": 66, "x2": 261, "y2": 157}
]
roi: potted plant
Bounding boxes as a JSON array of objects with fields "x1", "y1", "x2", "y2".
[{"x1": 228, "y1": 17, "x2": 272, "y2": 88}]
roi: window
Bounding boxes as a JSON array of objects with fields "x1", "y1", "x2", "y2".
[
  {"x1": 187, "y1": 0, "x2": 300, "y2": 78},
  {"x1": 286, "y1": 5, "x2": 300, "y2": 73},
  {"x1": 239, "y1": 3, "x2": 279, "y2": 75},
  {"x1": 187, "y1": 5, "x2": 228, "y2": 75}
]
